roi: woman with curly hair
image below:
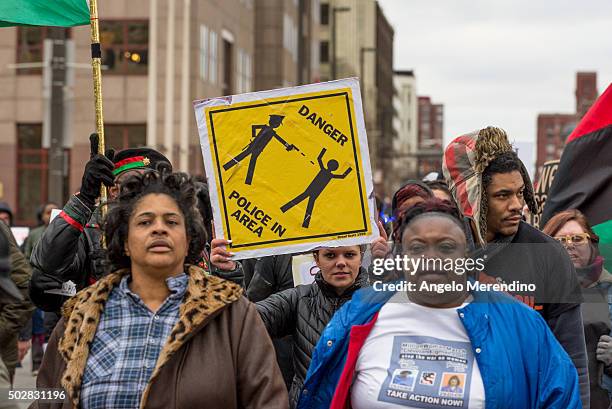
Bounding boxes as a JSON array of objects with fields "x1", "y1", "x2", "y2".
[{"x1": 33, "y1": 170, "x2": 288, "y2": 409}]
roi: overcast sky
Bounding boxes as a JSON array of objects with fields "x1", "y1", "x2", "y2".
[{"x1": 377, "y1": 0, "x2": 612, "y2": 155}]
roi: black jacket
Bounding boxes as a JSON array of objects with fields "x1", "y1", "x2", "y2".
[
  {"x1": 30, "y1": 195, "x2": 104, "y2": 313},
  {"x1": 256, "y1": 268, "x2": 368, "y2": 408},
  {"x1": 243, "y1": 255, "x2": 294, "y2": 302},
  {"x1": 476, "y1": 221, "x2": 590, "y2": 408}
]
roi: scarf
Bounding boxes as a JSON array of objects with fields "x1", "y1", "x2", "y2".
[{"x1": 576, "y1": 255, "x2": 605, "y2": 288}]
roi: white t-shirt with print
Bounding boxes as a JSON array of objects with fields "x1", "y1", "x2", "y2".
[{"x1": 351, "y1": 292, "x2": 485, "y2": 409}]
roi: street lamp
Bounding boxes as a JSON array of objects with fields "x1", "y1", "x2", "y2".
[{"x1": 331, "y1": 6, "x2": 350, "y2": 79}]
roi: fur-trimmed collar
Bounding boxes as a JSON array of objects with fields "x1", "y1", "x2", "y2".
[{"x1": 58, "y1": 265, "x2": 243, "y2": 409}]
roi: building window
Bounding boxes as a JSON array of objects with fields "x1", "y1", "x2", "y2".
[
  {"x1": 222, "y1": 38, "x2": 233, "y2": 95},
  {"x1": 236, "y1": 50, "x2": 252, "y2": 93},
  {"x1": 320, "y1": 3, "x2": 329, "y2": 25},
  {"x1": 16, "y1": 27, "x2": 70, "y2": 75},
  {"x1": 105, "y1": 124, "x2": 147, "y2": 151},
  {"x1": 200, "y1": 25, "x2": 209, "y2": 81},
  {"x1": 100, "y1": 20, "x2": 148, "y2": 75},
  {"x1": 320, "y1": 41, "x2": 329, "y2": 63},
  {"x1": 209, "y1": 30, "x2": 218, "y2": 84},
  {"x1": 16, "y1": 124, "x2": 46, "y2": 225}
]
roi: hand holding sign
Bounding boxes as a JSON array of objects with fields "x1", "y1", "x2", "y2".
[
  {"x1": 371, "y1": 220, "x2": 390, "y2": 259},
  {"x1": 210, "y1": 238, "x2": 237, "y2": 272}
]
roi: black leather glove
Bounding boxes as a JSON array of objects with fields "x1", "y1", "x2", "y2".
[
  {"x1": 31, "y1": 271, "x2": 63, "y2": 292},
  {"x1": 78, "y1": 134, "x2": 115, "y2": 207},
  {"x1": 29, "y1": 270, "x2": 65, "y2": 312}
]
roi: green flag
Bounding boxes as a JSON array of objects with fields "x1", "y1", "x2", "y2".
[{"x1": 0, "y1": 0, "x2": 89, "y2": 27}]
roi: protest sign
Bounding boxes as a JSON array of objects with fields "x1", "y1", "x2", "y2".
[
  {"x1": 194, "y1": 78, "x2": 378, "y2": 259},
  {"x1": 10, "y1": 227, "x2": 29, "y2": 247},
  {"x1": 291, "y1": 253, "x2": 318, "y2": 286},
  {"x1": 528, "y1": 160, "x2": 559, "y2": 228}
]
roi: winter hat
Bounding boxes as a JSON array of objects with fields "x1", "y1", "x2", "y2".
[
  {"x1": 112, "y1": 148, "x2": 172, "y2": 177},
  {"x1": 442, "y1": 126, "x2": 536, "y2": 246}
]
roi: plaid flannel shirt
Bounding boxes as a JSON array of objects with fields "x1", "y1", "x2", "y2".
[{"x1": 80, "y1": 273, "x2": 188, "y2": 409}]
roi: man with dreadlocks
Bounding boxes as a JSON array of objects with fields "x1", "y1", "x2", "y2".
[{"x1": 443, "y1": 126, "x2": 589, "y2": 408}]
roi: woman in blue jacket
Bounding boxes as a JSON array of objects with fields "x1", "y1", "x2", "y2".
[{"x1": 298, "y1": 199, "x2": 581, "y2": 409}]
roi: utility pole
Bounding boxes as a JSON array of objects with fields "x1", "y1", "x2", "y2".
[
  {"x1": 47, "y1": 28, "x2": 68, "y2": 206},
  {"x1": 331, "y1": 6, "x2": 350, "y2": 80}
]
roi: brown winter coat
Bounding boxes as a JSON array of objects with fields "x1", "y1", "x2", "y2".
[{"x1": 30, "y1": 265, "x2": 289, "y2": 409}]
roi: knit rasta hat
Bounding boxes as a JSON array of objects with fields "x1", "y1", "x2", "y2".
[
  {"x1": 442, "y1": 126, "x2": 536, "y2": 246},
  {"x1": 112, "y1": 148, "x2": 172, "y2": 177}
]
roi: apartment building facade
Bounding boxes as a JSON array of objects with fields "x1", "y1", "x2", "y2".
[
  {"x1": 392, "y1": 70, "x2": 418, "y2": 184},
  {"x1": 254, "y1": 0, "x2": 320, "y2": 90},
  {"x1": 416, "y1": 96, "x2": 443, "y2": 178},
  {"x1": 0, "y1": 0, "x2": 255, "y2": 225}
]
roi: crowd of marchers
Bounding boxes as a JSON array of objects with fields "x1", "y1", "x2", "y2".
[{"x1": 2, "y1": 127, "x2": 612, "y2": 409}]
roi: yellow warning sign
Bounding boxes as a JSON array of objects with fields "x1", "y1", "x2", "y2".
[{"x1": 195, "y1": 79, "x2": 378, "y2": 259}]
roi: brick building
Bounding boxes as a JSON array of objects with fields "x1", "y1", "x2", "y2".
[{"x1": 536, "y1": 72, "x2": 598, "y2": 172}]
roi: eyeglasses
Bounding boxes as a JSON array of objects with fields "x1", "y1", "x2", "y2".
[{"x1": 553, "y1": 233, "x2": 591, "y2": 246}]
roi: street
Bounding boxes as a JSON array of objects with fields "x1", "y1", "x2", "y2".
[{"x1": 12, "y1": 350, "x2": 36, "y2": 409}]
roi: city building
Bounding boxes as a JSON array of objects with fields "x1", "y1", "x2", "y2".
[
  {"x1": 0, "y1": 0, "x2": 255, "y2": 225},
  {"x1": 253, "y1": 0, "x2": 320, "y2": 90},
  {"x1": 536, "y1": 114, "x2": 576, "y2": 169},
  {"x1": 297, "y1": 0, "x2": 321, "y2": 85},
  {"x1": 416, "y1": 96, "x2": 443, "y2": 178},
  {"x1": 576, "y1": 71, "x2": 597, "y2": 119},
  {"x1": 374, "y1": 1, "x2": 395, "y2": 196},
  {"x1": 318, "y1": 0, "x2": 394, "y2": 197},
  {"x1": 392, "y1": 70, "x2": 418, "y2": 184},
  {"x1": 535, "y1": 72, "x2": 598, "y2": 172}
]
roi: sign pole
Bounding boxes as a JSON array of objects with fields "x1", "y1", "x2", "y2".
[{"x1": 88, "y1": 0, "x2": 107, "y2": 217}]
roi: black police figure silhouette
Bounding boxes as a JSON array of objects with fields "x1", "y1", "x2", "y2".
[
  {"x1": 223, "y1": 114, "x2": 295, "y2": 185},
  {"x1": 281, "y1": 148, "x2": 352, "y2": 228}
]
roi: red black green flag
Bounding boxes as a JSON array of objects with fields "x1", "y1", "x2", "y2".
[{"x1": 542, "y1": 84, "x2": 612, "y2": 271}]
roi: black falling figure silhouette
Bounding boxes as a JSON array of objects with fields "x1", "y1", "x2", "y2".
[{"x1": 280, "y1": 148, "x2": 352, "y2": 228}]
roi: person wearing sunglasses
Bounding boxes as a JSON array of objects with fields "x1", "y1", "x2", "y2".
[{"x1": 543, "y1": 209, "x2": 612, "y2": 409}]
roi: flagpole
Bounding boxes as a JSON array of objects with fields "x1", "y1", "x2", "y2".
[{"x1": 88, "y1": 0, "x2": 107, "y2": 216}]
